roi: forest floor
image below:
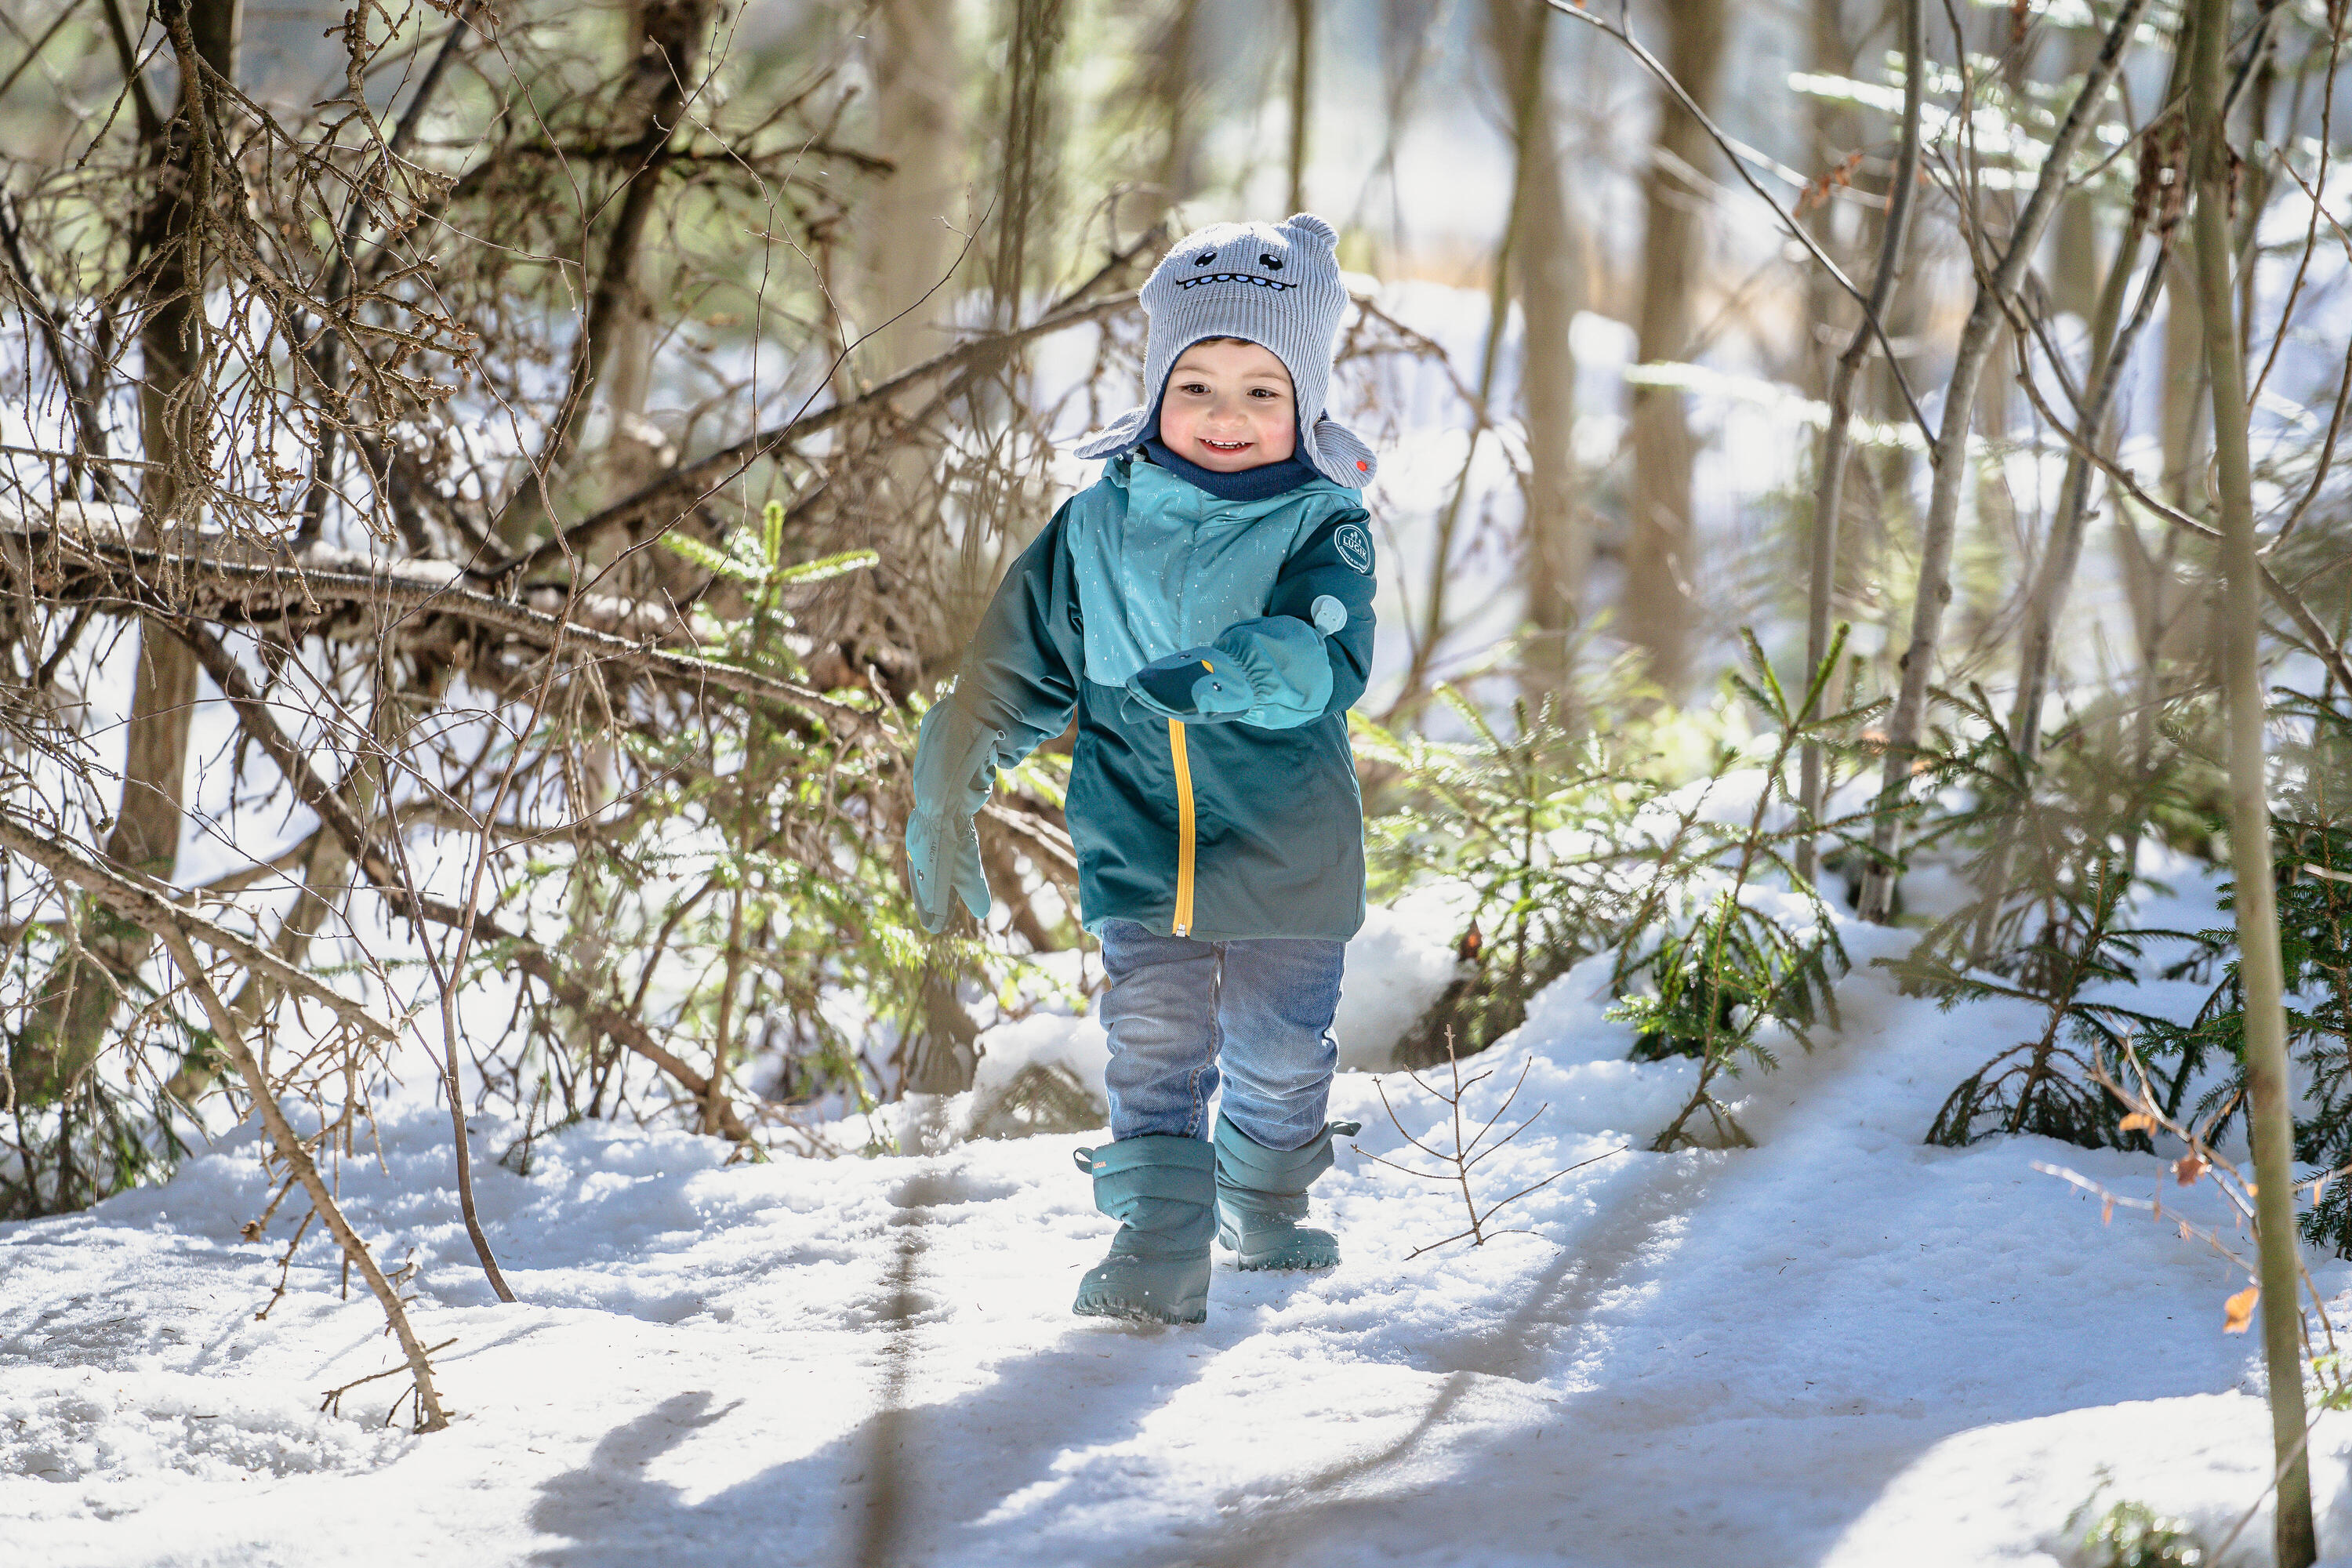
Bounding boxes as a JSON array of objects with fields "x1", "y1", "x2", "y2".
[{"x1": 8, "y1": 858, "x2": 2352, "y2": 1566}]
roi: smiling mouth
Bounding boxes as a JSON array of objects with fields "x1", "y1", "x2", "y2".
[
  {"x1": 1175, "y1": 274, "x2": 1297, "y2": 291},
  {"x1": 1198, "y1": 438, "x2": 1251, "y2": 452}
]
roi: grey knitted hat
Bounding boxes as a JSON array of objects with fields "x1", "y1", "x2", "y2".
[{"x1": 1072, "y1": 212, "x2": 1376, "y2": 488}]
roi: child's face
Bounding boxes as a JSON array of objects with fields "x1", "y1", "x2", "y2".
[{"x1": 1157, "y1": 340, "x2": 1297, "y2": 472}]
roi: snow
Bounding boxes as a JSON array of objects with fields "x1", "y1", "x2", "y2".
[
  {"x1": 968, "y1": 1011, "x2": 1113, "y2": 1116},
  {"x1": 1331, "y1": 898, "x2": 1464, "y2": 1072},
  {"x1": 9, "y1": 889, "x2": 2352, "y2": 1566}
]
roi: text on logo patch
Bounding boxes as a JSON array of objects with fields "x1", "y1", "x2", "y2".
[{"x1": 1334, "y1": 523, "x2": 1374, "y2": 576}]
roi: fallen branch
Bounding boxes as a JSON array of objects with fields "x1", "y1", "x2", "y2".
[
  {"x1": 157, "y1": 923, "x2": 450, "y2": 1434},
  {"x1": 0, "y1": 503, "x2": 869, "y2": 728},
  {"x1": 319, "y1": 1337, "x2": 461, "y2": 1421}
]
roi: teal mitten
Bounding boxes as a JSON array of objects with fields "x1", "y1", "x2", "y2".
[
  {"x1": 905, "y1": 697, "x2": 997, "y2": 932},
  {"x1": 906, "y1": 808, "x2": 990, "y2": 933},
  {"x1": 1127, "y1": 648, "x2": 1249, "y2": 720}
]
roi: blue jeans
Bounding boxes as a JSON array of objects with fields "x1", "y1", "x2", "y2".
[{"x1": 1098, "y1": 919, "x2": 1345, "y2": 1152}]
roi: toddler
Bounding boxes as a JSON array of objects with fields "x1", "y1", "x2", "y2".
[{"x1": 905, "y1": 212, "x2": 1377, "y2": 1324}]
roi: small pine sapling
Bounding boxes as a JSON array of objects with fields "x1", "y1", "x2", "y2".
[
  {"x1": 1899, "y1": 683, "x2": 2206, "y2": 1148},
  {"x1": 2145, "y1": 820, "x2": 2352, "y2": 1250},
  {"x1": 2135, "y1": 695, "x2": 2352, "y2": 1250},
  {"x1": 1900, "y1": 851, "x2": 2182, "y2": 1149},
  {"x1": 1615, "y1": 630, "x2": 1867, "y2": 1151},
  {"x1": 2071, "y1": 1495, "x2": 2211, "y2": 1568},
  {"x1": 662, "y1": 498, "x2": 880, "y2": 673},
  {"x1": 1358, "y1": 1030, "x2": 1624, "y2": 1256},
  {"x1": 1355, "y1": 687, "x2": 1639, "y2": 1068}
]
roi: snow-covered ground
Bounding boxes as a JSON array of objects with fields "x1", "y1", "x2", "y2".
[{"x1": 8, "y1": 868, "x2": 2352, "y2": 1567}]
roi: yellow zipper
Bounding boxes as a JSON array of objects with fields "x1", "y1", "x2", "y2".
[{"x1": 1169, "y1": 718, "x2": 1196, "y2": 937}]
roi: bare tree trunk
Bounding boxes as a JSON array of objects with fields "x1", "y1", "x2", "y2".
[
  {"x1": 2161, "y1": 243, "x2": 2210, "y2": 510},
  {"x1": 854, "y1": 0, "x2": 971, "y2": 691},
  {"x1": 1139, "y1": 0, "x2": 1207, "y2": 223},
  {"x1": 862, "y1": 0, "x2": 967, "y2": 374},
  {"x1": 491, "y1": 0, "x2": 711, "y2": 548},
  {"x1": 1854, "y1": 0, "x2": 2154, "y2": 922},
  {"x1": 1515, "y1": 148, "x2": 1583, "y2": 699},
  {"x1": 1480, "y1": 0, "x2": 1583, "y2": 702},
  {"x1": 2187, "y1": 0, "x2": 2314, "y2": 1557},
  {"x1": 2050, "y1": 27, "x2": 2108, "y2": 321},
  {"x1": 898, "y1": 0, "x2": 1071, "y2": 1098},
  {"x1": 14, "y1": 0, "x2": 239, "y2": 1105},
  {"x1": 1796, "y1": 0, "x2": 1923, "y2": 885},
  {"x1": 986, "y1": 0, "x2": 1068, "y2": 326},
  {"x1": 1969, "y1": 220, "x2": 2171, "y2": 955},
  {"x1": 1391, "y1": 0, "x2": 1549, "y2": 714},
  {"x1": 1802, "y1": 0, "x2": 1860, "y2": 403},
  {"x1": 119, "y1": 0, "x2": 238, "y2": 873},
  {"x1": 2231, "y1": 34, "x2": 2278, "y2": 370},
  {"x1": 1621, "y1": 0, "x2": 1728, "y2": 697},
  {"x1": 1287, "y1": 0, "x2": 1314, "y2": 214},
  {"x1": 2003, "y1": 249, "x2": 2158, "y2": 720},
  {"x1": 2004, "y1": 30, "x2": 2183, "y2": 770},
  {"x1": 2118, "y1": 241, "x2": 2212, "y2": 680},
  {"x1": 1959, "y1": 333, "x2": 2020, "y2": 662}
]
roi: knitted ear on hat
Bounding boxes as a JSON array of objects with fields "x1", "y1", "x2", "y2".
[
  {"x1": 1284, "y1": 212, "x2": 1338, "y2": 245},
  {"x1": 1070, "y1": 212, "x2": 1377, "y2": 488}
]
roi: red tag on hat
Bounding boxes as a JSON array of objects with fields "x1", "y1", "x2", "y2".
[{"x1": 1356, "y1": 459, "x2": 1369, "y2": 472}]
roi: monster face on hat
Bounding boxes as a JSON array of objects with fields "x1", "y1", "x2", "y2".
[{"x1": 1071, "y1": 212, "x2": 1377, "y2": 489}]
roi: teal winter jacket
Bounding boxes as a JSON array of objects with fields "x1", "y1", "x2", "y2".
[{"x1": 919, "y1": 455, "x2": 1377, "y2": 942}]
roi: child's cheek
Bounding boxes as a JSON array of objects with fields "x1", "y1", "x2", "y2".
[{"x1": 1259, "y1": 415, "x2": 1297, "y2": 463}]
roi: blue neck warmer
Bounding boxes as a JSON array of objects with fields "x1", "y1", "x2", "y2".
[{"x1": 1141, "y1": 437, "x2": 1320, "y2": 504}]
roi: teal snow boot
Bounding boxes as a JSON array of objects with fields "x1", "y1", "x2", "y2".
[
  {"x1": 1071, "y1": 1135, "x2": 1217, "y2": 1325},
  {"x1": 1213, "y1": 1114, "x2": 1362, "y2": 1271}
]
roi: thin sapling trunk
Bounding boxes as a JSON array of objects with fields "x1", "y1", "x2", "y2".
[
  {"x1": 1857, "y1": 0, "x2": 2157, "y2": 922},
  {"x1": 2188, "y1": 0, "x2": 2317, "y2": 1555},
  {"x1": 1797, "y1": 0, "x2": 1923, "y2": 884}
]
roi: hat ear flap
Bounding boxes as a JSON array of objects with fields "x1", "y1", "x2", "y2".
[{"x1": 1283, "y1": 212, "x2": 1338, "y2": 249}]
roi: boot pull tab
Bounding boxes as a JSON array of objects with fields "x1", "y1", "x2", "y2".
[
  {"x1": 1073, "y1": 1146, "x2": 1096, "y2": 1173},
  {"x1": 1329, "y1": 1120, "x2": 1363, "y2": 1138}
]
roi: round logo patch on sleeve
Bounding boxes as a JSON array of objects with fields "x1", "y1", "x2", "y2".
[{"x1": 1334, "y1": 522, "x2": 1375, "y2": 576}]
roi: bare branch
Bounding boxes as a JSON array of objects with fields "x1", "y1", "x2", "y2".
[
  {"x1": 0, "y1": 806, "x2": 397, "y2": 1046},
  {"x1": 156, "y1": 924, "x2": 448, "y2": 1432}
]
